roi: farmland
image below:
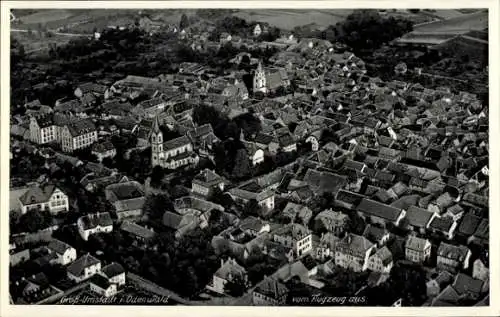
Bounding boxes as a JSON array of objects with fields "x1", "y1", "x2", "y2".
[
  {"x1": 232, "y1": 9, "x2": 353, "y2": 31},
  {"x1": 413, "y1": 10, "x2": 488, "y2": 33}
]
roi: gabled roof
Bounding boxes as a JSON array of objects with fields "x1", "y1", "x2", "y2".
[
  {"x1": 336, "y1": 233, "x2": 374, "y2": 258},
  {"x1": 363, "y1": 224, "x2": 389, "y2": 243},
  {"x1": 66, "y1": 119, "x2": 96, "y2": 137},
  {"x1": 163, "y1": 135, "x2": 191, "y2": 150},
  {"x1": 90, "y1": 273, "x2": 112, "y2": 289},
  {"x1": 254, "y1": 276, "x2": 288, "y2": 299},
  {"x1": 192, "y1": 169, "x2": 224, "y2": 187},
  {"x1": 406, "y1": 206, "x2": 434, "y2": 228},
  {"x1": 19, "y1": 184, "x2": 58, "y2": 205},
  {"x1": 452, "y1": 273, "x2": 483, "y2": 296},
  {"x1": 437, "y1": 242, "x2": 470, "y2": 262},
  {"x1": 372, "y1": 246, "x2": 393, "y2": 266},
  {"x1": 47, "y1": 239, "x2": 73, "y2": 255},
  {"x1": 215, "y1": 258, "x2": 247, "y2": 281},
  {"x1": 428, "y1": 216, "x2": 455, "y2": 232},
  {"x1": 120, "y1": 221, "x2": 155, "y2": 240},
  {"x1": 405, "y1": 236, "x2": 430, "y2": 252},
  {"x1": 67, "y1": 253, "x2": 100, "y2": 277},
  {"x1": 78, "y1": 212, "x2": 113, "y2": 230},
  {"x1": 101, "y1": 262, "x2": 125, "y2": 279},
  {"x1": 356, "y1": 198, "x2": 404, "y2": 222}
]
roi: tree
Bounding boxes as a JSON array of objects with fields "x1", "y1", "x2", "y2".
[
  {"x1": 224, "y1": 274, "x2": 247, "y2": 296},
  {"x1": 180, "y1": 13, "x2": 189, "y2": 30},
  {"x1": 232, "y1": 149, "x2": 251, "y2": 179},
  {"x1": 150, "y1": 165, "x2": 165, "y2": 188},
  {"x1": 243, "y1": 199, "x2": 261, "y2": 217}
]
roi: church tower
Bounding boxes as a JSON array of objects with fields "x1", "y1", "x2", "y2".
[
  {"x1": 151, "y1": 115, "x2": 163, "y2": 167},
  {"x1": 253, "y1": 61, "x2": 267, "y2": 94}
]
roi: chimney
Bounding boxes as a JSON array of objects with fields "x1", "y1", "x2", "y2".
[{"x1": 220, "y1": 258, "x2": 224, "y2": 267}]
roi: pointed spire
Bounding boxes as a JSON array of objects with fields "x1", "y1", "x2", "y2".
[
  {"x1": 152, "y1": 115, "x2": 161, "y2": 134},
  {"x1": 257, "y1": 60, "x2": 264, "y2": 73}
]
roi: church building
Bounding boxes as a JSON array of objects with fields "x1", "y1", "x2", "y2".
[
  {"x1": 150, "y1": 116, "x2": 199, "y2": 169},
  {"x1": 252, "y1": 61, "x2": 291, "y2": 94}
]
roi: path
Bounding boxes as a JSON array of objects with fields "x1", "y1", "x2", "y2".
[{"x1": 11, "y1": 28, "x2": 91, "y2": 38}]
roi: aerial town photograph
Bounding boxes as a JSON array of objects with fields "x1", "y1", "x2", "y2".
[{"x1": 7, "y1": 6, "x2": 490, "y2": 308}]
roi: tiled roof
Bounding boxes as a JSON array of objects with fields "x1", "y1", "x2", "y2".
[
  {"x1": 47, "y1": 239, "x2": 73, "y2": 255},
  {"x1": 437, "y1": 242, "x2": 469, "y2": 262},
  {"x1": 215, "y1": 258, "x2": 247, "y2": 281},
  {"x1": 67, "y1": 253, "x2": 100, "y2": 277},
  {"x1": 19, "y1": 184, "x2": 57, "y2": 205},
  {"x1": 254, "y1": 276, "x2": 288, "y2": 299},
  {"x1": 120, "y1": 221, "x2": 155, "y2": 240},
  {"x1": 78, "y1": 212, "x2": 113, "y2": 230},
  {"x1": 405, "y1": 236, "x2": 429, "y2": 252},
  {"x1": 356, "y1": 198, "x2": 404, "y2": 222},
  {"x1": 406, "y1": 206, "x2": 434, "y2": 228},
  {"x1": 101, "y1": 262, "x2": 125, "y2": 278},
  {"x1": 363, "y1": 224, "x2": 388, "y2": 243},
  {"x1": 373, "y1": 246, "x2": 393, "y2": 266},
  {"x1": 90, "y1": 273, "x2": 112, "y2": 289},
  {"x1": 192, "y1": 169, "x2": 224, "y2": 187},
  {"x1": 336, "y1": 233, "x2": 374, "y2": 258},
  {"x1": 163, "y1": 135, "x2": 191, "y2": 151},
  {"x1": 428, "y1": 216, "x2": 455, "y2": 232},
  {"x1": 67, "y1": 119, "x2": 96, "y2": 137}
]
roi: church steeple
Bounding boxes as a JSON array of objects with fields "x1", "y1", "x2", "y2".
[
  {"x1": 253, "y1": 60, "x2": 267, "y2": 94},
  {"x1": 151, "y1": 115, "x2": 163, "y2": 168}
]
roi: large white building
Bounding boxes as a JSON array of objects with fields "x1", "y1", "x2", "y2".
[
  {"x1": 29, "y1": 115, "x2": 57, "y2": 145},
  {"x1": 60, "y1": 119, "x2": 98, "y2": 153},
  {"x1": 18, "y1": 184, "x2": 69, "y2": 215}
]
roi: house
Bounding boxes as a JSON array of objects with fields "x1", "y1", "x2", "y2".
[
  {"x1": 472, "y1": 259, "x2": 489, "y2": 282},
  {"x1": 29, "y1": 115, "x2": 57, "y2": 144},
  {"x1": 451, "y1": 273, "x2": 485, "y2": 301},
  {"x1": 404, "y1": 206, "x2": 436, "y2": 234},
  {"x1": 18, "y1": 184, "x2": 69, "y2": 214},
  {"x1": 426, "y1": 271, "x2": 454, "y2": 298},
  {"x1": 335, "y1": 233, "x2": 375, "y2": 272},
  {"x1": 150, "y1": 116, "x2": 199, "y2": 169},
  {"x1": 437, "y1": 242, "x2": 471, "y2": 273},
  {"x1": 239, "y1": 216, "x2": 271, "y2": 236},
  {"x1": 253, "y1": 23, "x2": 262, "y2": 37},
  {"x1": 211, "y1": 257, "x2": 248, "y2": 294},
  {"x1": 20, "y1": 272, "x2": 50, "y2": 298},
  {"x1": 363, "y1": 224, "x2": 390, "y2": 246},
  {"x1": 74, "y1": 82, "x2": 109, "y2": 99},
  {"x1": 67, "y1": 253, "x2": 101, "y2": 283},
  {"x1": 187, "y1": 124, "x2": 220, "y2": 156},
  {"x1": 60, "y1": 119, "x2": 98, "y2": 153},
  {"x1": 277, "y1": 133, "x2": 297, "y2": 152},
  {"x1": 356, "y1": 198, "x2": 406, "y2": 226},
  {"x1": 91, "y1": 141, "x2": 116, "y2": 162},
  {"x1": 77, "y1": 212, "x2": 113, "y2": 241},
  {"x1": 120, "y1": 221, "x2": 156, "y2": 245},
  {"x1": 101, "y1": 262, "x2": 126, "y2": 286},
  {"x1": 163, "y1": 211, "x2": 200, "y2": 238},
  {"x1": 314, "y1": 209, "x2": 349, "y2": 235},
  {"x1": 281, "y1": 202, "x2": 313, "y2": 226},
  {"x1": 427, "y1": 216, "x2": 458, "y2": 240},
  {"x1": 273, "y1": 223, "x2": 312, "y2": 258},
  {"x1": 367, "y1": 246, "x2": 393, "y2": 274},
  {"x1": 253, "y1": 276, "x2": 288, "y2": 306},
  {"x1": 229, "y1": 181, "x2": 275, "y2": 213},
  {"x1": 47, "y1": 239, "x2": 77, "y2": 265},
  {"x1": 132, "y1": 97, "x2": 168, "y2": 119},
  {"x1": 315, "y1": 232, "x2": 340, "y2": 261},
  {"x1": 89, "y1": 274, "x2": 118, "y2": 298},
  {"x1": 191, "y1": 169, "x2": 225, "y2": 198},
  {"x1": 405, "y1": 236, "x2": 431, "y2": 263}
]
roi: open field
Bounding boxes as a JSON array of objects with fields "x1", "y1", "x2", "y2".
[
  {"x1": 413, "y1": 10, "x2": 488, "y2": 33},
  {"x1": 232, "y1": 9, "x2": 353, "y2": 30}
]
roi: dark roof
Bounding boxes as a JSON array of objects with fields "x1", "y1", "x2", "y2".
[
  {"x1": 27, "y1": 272, "x2": 49, "y2": 288},
  {"x1": 428, "y1": 216, "x2": 455, "y2": 232},
  {"x1": 47, "y1": 239, "x2": 73, "y2": 255},
  {"x1": 254, "y1": 133, "x2": 275, "y2": 145},
  {"x1": 67, "y1": 119, "x2": 96, "y2": 137},
  {"x1": 92, "y1": 141, "x2": 115, "y2": 153},
  {"x1": 120, "y1": 221, "x2": 155, "y2": 240},
  {"x1": 363, "y1": 224, "x2": 388, "y2": 243},
  {"x1": 406, "y1": 206, "x2": 434, "y2": 228},
  {"x1": 101, "y1": 262, "x2": 125, "y2": 278},
  {"x1": 90, "y1": 273, "x2": 112, "y2": 289},
  {"x1": 78, "y1": 212, "x2": 113, "y2": 230},
  {"x1": 335, "y1": 190, "x2": 365, "y2": 206},
  {"x1": 254, "y1": 276, "x2": 288, "y2": 299},
  {"x1": 77, "y1": 82, "x2": 108, "y2": 95},
  {"x1": 356, "y1": 198, "x2": 403, "y2": 222},
  {"x1": 163, "y1": 135, "x2": 191, "y2": 150},
  {"x1": 452, "y1": 273, "x2": 483, "y2": 296},
  {"x1": 336, "y1": 233, "x2": 374, "y2": 258},
  {"x1": 67, "y1": 254, "x2": 100, "y2": 277},
  {"x1": 19, "y1": 185, "x2": 57, "y2": 205},
  {"x1": 437, "y1": 242, "x2": 470, "y2": 262},
  {"x1": 34, "y1": 114, "x2": 55, "y2": 128}
]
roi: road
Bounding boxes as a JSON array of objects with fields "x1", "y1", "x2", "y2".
[{"x1": 11, "y1": 28, "x2": 91, "y2": 38}]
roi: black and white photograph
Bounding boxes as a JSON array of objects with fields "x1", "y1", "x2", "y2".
[{"x1": 1, "y1": 1, "x2": 498, "y2": 315}]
